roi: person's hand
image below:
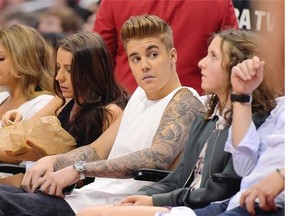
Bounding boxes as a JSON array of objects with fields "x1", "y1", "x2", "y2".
[
  {"x1": 5, "y1": 140, "x2": 48, "y2": 162},
  {"x1": 231, "y1": 56, "x2": 264, "y2": 95},
  {"x1": 21, "y1": 152, "x2": 57, "y2": 193},
  {"x1": 117, "y1": 195, "x2": 153, "y2": 206},
  {"x1": 0, "y1": 150, "x2": 23, "y2": 164},
  {"x1": 240, "y1": 169, "x2": 285, "y2": 215},
  {"x1": 34, "y1": 165, "x2": 80, "y2": 198},
  {"x1": 1, "y1": 109, "x2": 23, "y2": 127}
]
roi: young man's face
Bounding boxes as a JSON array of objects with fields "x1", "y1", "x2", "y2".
[{"x1": 126, "y1": 37, "x2": 177, "y2": 100}]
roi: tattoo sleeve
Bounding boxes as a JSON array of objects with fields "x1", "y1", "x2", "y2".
[
  {"x1": 84, "y1": 89, "x2": 204, "y2": 178},
  {"x1": 54, "y1": 145, "x2": 100, "y2": 170}
]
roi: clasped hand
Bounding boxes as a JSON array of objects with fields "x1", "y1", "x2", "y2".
[{"x1": 21, "y1": 154, "x2": 79, "y2": 198}]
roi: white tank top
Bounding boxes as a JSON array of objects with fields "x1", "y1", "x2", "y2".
[{"x1": 65, "y1": 86, "x2": 200, "y2": 213}]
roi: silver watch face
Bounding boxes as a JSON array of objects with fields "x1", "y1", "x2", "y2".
[{"x1": 74, "y1": 161, "x2": 86, "y2": 173}]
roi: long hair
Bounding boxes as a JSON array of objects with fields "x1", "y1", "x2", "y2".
[
  {"x1": 0, "y1": 25, "x2": 54, "y2": 98},
  {"x1": 205, "y1": 29, "x2": 276, "y2": 122},
  {"x1": 54, "y1": 32, "x2": 128, "y2": 146}
]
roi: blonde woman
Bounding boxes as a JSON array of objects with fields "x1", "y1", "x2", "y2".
[{"x1": 0, "y1": 25, "x2": 54, "y2": 126}]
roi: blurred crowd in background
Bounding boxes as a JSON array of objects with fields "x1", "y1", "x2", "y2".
[{"x1": 0, "y1": 0, "x2": 100, "y2": 35}]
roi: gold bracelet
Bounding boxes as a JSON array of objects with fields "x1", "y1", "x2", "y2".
[{"x1": 276, "y1": 168, "x2": 285, "y2": 180}]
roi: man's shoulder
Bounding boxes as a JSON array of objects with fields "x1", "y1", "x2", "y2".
[
  {"x1": 164, "y1": 87, "x2": 204, "y2": 117},
  {"x1": 172, "y1": 87, "x2": 204, "y2": 105}
]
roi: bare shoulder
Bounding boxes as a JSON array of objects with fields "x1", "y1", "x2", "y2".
[
  {"x1": 104, "y1": 103, "x2": 124, "y2": 129},
  {"x1": 105, "y1": 103, "x2": 123, "y2": 117},
  {"x1": 164, "y1": 88, "x2": 204, "y2": 118},
  {"x1": 172, "y1": 87, "x2": 201, "y2": 102},
  {"x1": 35, "y1": 96, "x2": 64, "y2": 117}
]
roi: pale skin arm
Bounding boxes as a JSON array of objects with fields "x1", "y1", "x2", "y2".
[
  {"x1": 230, "y1": 56, "x2": 264, "y2": 147},
  {"x1": 240, "y1": 168, "x2": 285, "y2": 215},
  {"x1": 1, "y1": 96, "x2": 63, "y2": 126},
  {"x1": 32, "y1": 96, "x2": 64, "y2": 117},
  {"x1": 103, "y1": 103, "x2": 123, "y2": 130},
  {"x1": 2, "y1": 98, "x2": 121, "y2": 127},
  {"x1": 25, "y1": 89, "x2": 203, "y2": 197}
]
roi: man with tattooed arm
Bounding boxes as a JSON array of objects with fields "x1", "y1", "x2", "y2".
[{"x1": 0, "y1": 15, "x2": 203, "y2": 216}]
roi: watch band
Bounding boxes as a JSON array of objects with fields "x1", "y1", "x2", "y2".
[
  {"x1": 231, "y1": 93, "x2": 252, "y2": 104},
  {"x1": 73, "y1": 161, "x2": 86, "y2": 180},
  {"x1": 78, "y1": 171, "x2": 85, "y2": 180}
]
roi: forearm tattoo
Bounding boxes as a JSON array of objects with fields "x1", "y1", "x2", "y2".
[
  {"x1": 54, "y1": 145, "x2": 101, "y2": 171},
  {"x1": 85, "y1": 89, "x2": 204, "y2": 178}
]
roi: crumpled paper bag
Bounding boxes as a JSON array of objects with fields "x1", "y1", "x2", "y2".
[{"x1": 0, "y1": 116, "x2": 76, "y2": 163}]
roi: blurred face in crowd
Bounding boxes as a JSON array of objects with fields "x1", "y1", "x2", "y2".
[
  {"x1": 55, "y1": 47, "x2": 73, "y2": 98},
  {"x1": 38, "y1": 15, "x2": 63, "y2": 34}
]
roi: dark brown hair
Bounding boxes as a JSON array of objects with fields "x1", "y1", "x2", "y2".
[{"x1": 54, "y1": 32, "x2": 127, "y2": 146}]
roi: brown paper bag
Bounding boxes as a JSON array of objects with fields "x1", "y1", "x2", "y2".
[{"x1": 0, "y1": 116, "x2": 76, "y2": 163}]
